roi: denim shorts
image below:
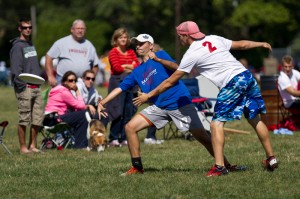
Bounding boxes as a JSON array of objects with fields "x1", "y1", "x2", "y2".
[{"x1": 213, "y1": 70, "x2": 266, "y2": 122}]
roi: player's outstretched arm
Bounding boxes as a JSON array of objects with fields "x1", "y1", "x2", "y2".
[
  {"x1": 231, "y1": 40, "x2": 272, "y2": 52},
  {"x1": 97, "y1": 88, "x2": 122, "y2": 119},
  {"x1": 133, "y1": 70, "x2": 186, "y2": 106}
]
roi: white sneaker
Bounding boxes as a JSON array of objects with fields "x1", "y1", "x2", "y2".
[
  {"x1": 109, "y1": 140, "x2": 121, "y2": 147},
  {"x1": 144, "y1": 138, "x2": 164, "y2": 145},
  {"x1": 120, "y1": 140, "x2": 128, "y2": 146}
]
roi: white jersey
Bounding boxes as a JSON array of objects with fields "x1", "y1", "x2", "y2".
[
  {"x1": 178, "y1": 35, "x2": 246, "y2": 89},
  {"x1": 278, "y1": 70, "x2": 300, "y2": 108},
  {"x1": 47, "y1": 35, "x2": 100, "y2": 77}
]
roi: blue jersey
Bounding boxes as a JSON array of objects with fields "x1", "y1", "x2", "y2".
[{"x1": 119, "y1": 50, "x2": 191, "y2": 110}]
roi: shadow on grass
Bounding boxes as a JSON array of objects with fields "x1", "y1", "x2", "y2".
[{"x1": 145, "y1": 166, "x2": 194, "y2": 173}]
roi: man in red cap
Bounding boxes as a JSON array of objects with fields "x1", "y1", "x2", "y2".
[{"x1": 134, "y1": 21, "x2": 278, "y2": 177}]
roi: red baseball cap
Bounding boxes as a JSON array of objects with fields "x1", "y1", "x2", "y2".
[{"x1": 176, "y1": 21, "x2": 205, "y2": 39}]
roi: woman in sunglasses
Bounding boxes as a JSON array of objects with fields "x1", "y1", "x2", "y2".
[{"x1": 45, "y1": 71, "x2": 94, "y2": 148}]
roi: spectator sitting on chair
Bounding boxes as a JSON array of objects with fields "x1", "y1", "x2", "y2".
[
  {"x1": 278, "y1": 55, "x2": 300, "y2": 115},
  {"x1": 45, "y1": 71, "x2": 99, "y2": 148},
  {"x1": 76, "y1": 69, "x2": 108, "y2": 126}
]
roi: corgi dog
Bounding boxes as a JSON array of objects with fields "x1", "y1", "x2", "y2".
[{"x1": 85, "y1": 112, "x2": 107, "y2": 152}]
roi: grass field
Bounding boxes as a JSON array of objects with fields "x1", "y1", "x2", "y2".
[{"x1": 0, "y1": 85, "x2": 300, "y2": 199}]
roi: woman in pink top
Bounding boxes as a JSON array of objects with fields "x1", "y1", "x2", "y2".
[
  {"x1": 45, "y1": 71, "x2": 96, "y2": 148},
  {"x1": 45, "y1": 72, "x2": 86, "y2": 115}
]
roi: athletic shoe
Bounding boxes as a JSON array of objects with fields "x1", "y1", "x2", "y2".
[
  {"x1": 262, "y1": 156, "x2": 278, "y2": 171},
  {"x1": 206, "y1": 165, "x2": 229, "y2": 177},
  {"x1": 226, "y1": 164, "x2": 247, "y2": 172},
  {"x1": 120, "y1": 140, "x2": 128, "y2": 146},
  {"x1": 109, "y1": 140, "x2": 121, "y2": 147},
  {"x1": 144, "y1": 138, "x2": 164, "y2": 145},
  {"x1": 121, "y1": 166, "x2": 144, "y2": 176}
]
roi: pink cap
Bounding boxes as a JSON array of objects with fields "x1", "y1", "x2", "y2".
[{"x1": 176, "y1": 21, "x2": 205, "y2": 39}]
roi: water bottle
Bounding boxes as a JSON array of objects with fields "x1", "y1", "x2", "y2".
[{"x1": 56, "y1": 133, "x2": 64, "y2": 150}]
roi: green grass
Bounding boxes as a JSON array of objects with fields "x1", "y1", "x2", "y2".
[{"x1": 0, "y1": 86, "x2": 300, "y2": 199}]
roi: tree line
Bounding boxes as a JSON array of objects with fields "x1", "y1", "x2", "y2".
[{"x1": 0, "y1": 0, "x2": 299, "y2": 69}]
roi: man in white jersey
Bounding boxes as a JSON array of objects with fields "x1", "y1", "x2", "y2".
[
  {"x1": 45, "y1": 19, "x2": 100, "y2": 86},
  {"x1": 278, "y1": 55, "x2": 300, "y2": 114},
  {"x1": 134, "y1": 21, "x2": 278, "y2": 177}
]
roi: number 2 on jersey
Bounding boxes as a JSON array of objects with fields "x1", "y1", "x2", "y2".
[{"x1": 202, "y1": 41, "x2": 217, "y2": 53}]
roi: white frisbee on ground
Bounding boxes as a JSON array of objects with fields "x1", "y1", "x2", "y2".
[{"x1": 19, "y1": 73, "x2": 45, "y2": 85}]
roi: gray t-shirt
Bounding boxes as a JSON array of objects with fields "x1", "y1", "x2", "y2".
[{"x1": 47, "y1": 35, "x2": 100, "y2": 77}]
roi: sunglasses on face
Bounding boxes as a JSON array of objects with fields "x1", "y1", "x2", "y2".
[
  {"x1": 21, "y1": 26, "x2": 32, "y2": 30},
  {"x1": 67, "y1": 79, "x2": 76, "y2": 83},
  {"x1": 85, "y1": 77, "x2": 95, "y2": 81}
]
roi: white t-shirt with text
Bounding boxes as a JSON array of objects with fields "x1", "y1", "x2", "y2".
[{"x1": 47, "y1": 35, "x2": 100, "y2": 77}]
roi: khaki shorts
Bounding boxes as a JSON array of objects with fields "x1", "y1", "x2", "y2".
[
  {"x1": 140, "y1": 104, "x2": 204, "y2": 131},
  {"x1": 15, "y1": 87, "x2": 44, "y2": 126}
]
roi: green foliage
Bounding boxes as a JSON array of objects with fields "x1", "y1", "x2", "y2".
[
  {"x1": 1, "y1": 0, "x2": 300, "y2": 67},
  {"x1": 229, "y1": 1, "x2": 290, "y2": 27}
]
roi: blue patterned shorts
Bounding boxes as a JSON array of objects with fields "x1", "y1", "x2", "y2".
[{"x1": 212, "y1": 70, "x2": 266, "y2": 121}]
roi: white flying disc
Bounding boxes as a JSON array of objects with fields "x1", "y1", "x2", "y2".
[{"x1": 19, "y1": 73, "x2": 45, "y2": 85}]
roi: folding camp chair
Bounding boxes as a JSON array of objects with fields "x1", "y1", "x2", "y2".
[
  {"x1": 277, "y1": 84, "x2": 300, "y2": 130},
  {"x1": 40, "y1": 119, "x2": 74, "y2": 150},
  {"x1": 39, "y1": 88, "x2": 75, "y2": 150},
  {"x1": 0, "y1": 121, "x2": 12, "y2": 154}
]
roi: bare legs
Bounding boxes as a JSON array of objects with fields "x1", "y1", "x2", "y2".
[
  {"x1": 18, "y1": 125, "x2": 30, "y2": 153},
  {"x1": 247, "y1": 116, "x2": 274, "y2": 157},
  {"x1": 191, "y1": 125, "x2": 231, "y2": 166},
  {"x1": 18, "y1": 124, "x2": 41, "y2": 153},
  {"x1": 210, "y1": 121, "x2": 225, "y2": 166},
  {"x1": 125, "y1": 114, "x2": 150, "y2": 158},
  {"x1": 210, "y1": 115, "x2": 275, "y2": 166}
]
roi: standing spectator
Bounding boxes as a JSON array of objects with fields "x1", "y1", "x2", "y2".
[
  {"x1": 10, "y1": 17, "x2": 44, "y2": 154},
  {"x1": 134, "y1": 21, "x2": 278, "y2": 176},
  {"x1": 106, "y1": 28, "x2": 140, "y2": 146},
  {"x1": 45, "y1": 19, "x2": 100, "y2": 86},
  {"x1": 278, "y1": 55, "x2": 300, "y2": 114}
]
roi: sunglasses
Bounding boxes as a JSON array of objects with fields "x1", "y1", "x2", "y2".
[
  {"x1": 85, "y1": 77, "x2": 95, "y2": 81},
  {"x1": 67, "y1": 79, "x2": 76, "y2": 83},
  {"x1": 21, "y1": 26, "x2": 32, "y2": 30}
]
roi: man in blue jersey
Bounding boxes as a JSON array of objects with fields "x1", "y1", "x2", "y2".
[{"x1": 97, "y1": 34, "x2": 242, "y2": 176}]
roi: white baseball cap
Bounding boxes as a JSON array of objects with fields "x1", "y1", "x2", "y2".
[{"x1": 131, "y1": 34, "x2": 154, "y2": 44}]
